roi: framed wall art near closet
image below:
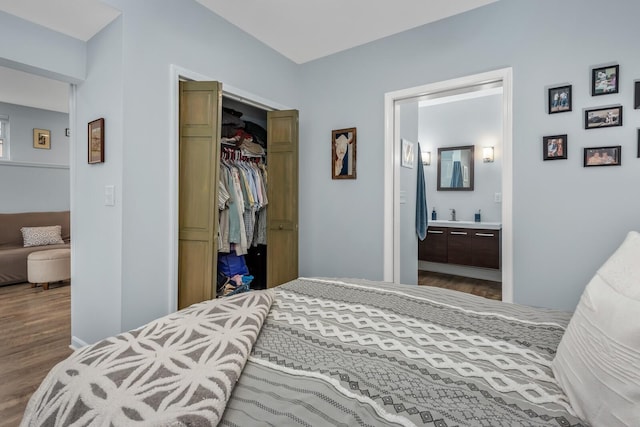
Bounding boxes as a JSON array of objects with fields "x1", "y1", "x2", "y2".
[
  {"x1": 332, "y1": 127, "x2": 356, "y2": 179},
  {"x1": 88, "y1": 118, "x2": 105, "y2": 164}
]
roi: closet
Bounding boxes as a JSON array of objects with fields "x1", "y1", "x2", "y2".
[{"x1": 178, "y1": 80, "x2": 298, "y2": 309}]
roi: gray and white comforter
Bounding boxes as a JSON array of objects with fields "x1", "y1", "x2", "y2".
[{"x1": 22, "y1": 278, "x2": 586, "y2": 426}]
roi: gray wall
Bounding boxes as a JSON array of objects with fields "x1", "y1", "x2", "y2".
[
  {"x1": 114, "y1": 0, "x2": 300, "y2": 333},
  {"x1": 419, "y1": 94, "x2": 502, "y2": 224},
  {"x1": 0, "y1": 102, "x2": 70, "y2": 213},
  {"x1": 0, "y1": 10, "x2": 85, "y2": 82},
  {"x1": 298, "y1": 0, "x2": 640, "y2": 311},
  {"x1": 72, "y1": 16, "x2": 124, "y2": 346}
]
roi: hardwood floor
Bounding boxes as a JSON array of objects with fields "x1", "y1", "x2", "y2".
[
  {"x1": 0, "y1": 281, "x2": 72, "y2": 427},
  {"x1": 418, "y1": 270, "x2": 502, "y2": 301}
]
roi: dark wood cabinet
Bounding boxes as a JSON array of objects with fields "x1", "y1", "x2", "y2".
[
  {"x1": 418, "y1": 227, "x2": 447, "y2": 263},
  {"x1": 447, "y1": 229, "x2": 473, "y2": 266},
  {"x1": 419, "y1": 226, "x2": 500, "y2": 270},
  {"x1": 471, "y1": 230, "x2": 500, "y2": 269}
]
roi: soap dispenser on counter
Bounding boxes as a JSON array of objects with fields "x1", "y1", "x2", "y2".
[
  {"x1": 431, "y1": 208, "x2": 437, "y2": 221},
  {"x1": 474, "y1": 209, "x2": 481, "y2": 223}
]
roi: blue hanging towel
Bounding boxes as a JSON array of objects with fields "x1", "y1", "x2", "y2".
[
  {"x1": 451, "y1": 160, "x2": 463, "y2": 188},
  {"x1": 416, "y1": 144, "x2": 428, "y2": 241}
]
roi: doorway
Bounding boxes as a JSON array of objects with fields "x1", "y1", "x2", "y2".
[{"x1": 383, "y1": 68, "x2": 513, "y2": 302}]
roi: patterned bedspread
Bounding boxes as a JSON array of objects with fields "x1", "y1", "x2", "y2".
[
  {"x1": 21, "y1": 290, "x2": 274, "y2": 427},
  {"x1": 22, "y1": 278, "x2": 586, "y2": 426},
  {"x1": 221, "y1": 278, "x2": 586, "y2": 427}
]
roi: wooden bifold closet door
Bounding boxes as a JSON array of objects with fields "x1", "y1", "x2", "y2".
[
  {"x1": 178, "y1": 81, "x2": 222, "y2": 309},
  {"x1": 178, "y1": 81, "x2": 298, "y2": 309}
]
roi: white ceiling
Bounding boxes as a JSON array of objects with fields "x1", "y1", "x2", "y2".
[
  {"x1": 0, "y1": 0, "x2": 497, "y2": 111},
  {"x1": 196, "y1": 0, "x2": 498, "y2": 64}
]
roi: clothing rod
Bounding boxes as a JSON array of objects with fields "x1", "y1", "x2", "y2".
[{"x1": 222, "y1": 92, "x2": 275, "y2": 112}]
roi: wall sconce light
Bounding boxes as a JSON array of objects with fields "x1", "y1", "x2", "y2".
[
  {"x1": 421, "y1": 151, "x2": 431, "y2": 165},
  {"x1": 483, "y1": 146, "x2": 494, "y2": 163}
]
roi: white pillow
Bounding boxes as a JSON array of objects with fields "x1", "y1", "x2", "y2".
[
  {"x1": 21, "y1": 225, "x2": 65, "y2": 247},
  {"x1": 552, "y1": 231, "x2": 640, "y2": 427}
]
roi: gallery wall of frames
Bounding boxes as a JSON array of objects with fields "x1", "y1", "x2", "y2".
[{"x1": 543, "y1": 64, "x2": 640, "y2": 166}]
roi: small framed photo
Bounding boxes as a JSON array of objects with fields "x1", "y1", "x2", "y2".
[
  {"x1": 548, "y1": 85, "x2": 572, "y2": 114},
  {"x1": 584, "y1": 146, "x2": 621, "y2": 167},
  {"x1": 33, "y1": 128, "x2": 51, "y2": 149},
  {"x1": 88, "y1": 118, "x2": 105, "y2": 164},
  {"x1": 585, "y1": 106, "x2": 622, "y2": 129},
  {"x1": 401, "y1": 139, "x2": 415, "y2": 168},
  {"x1": 591, "y1": 65, "x2": 619, "y2": 96},
  {"x1": 543, "y1": 134, "x2": 567, "y2": 160},
  {"x1": 331, "y1": 127, "x2": 356, "y2": 179}
]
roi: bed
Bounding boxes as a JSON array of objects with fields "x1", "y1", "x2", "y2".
[{"x1": 21, "y1": 276, "x2": 591, "y2": 427}]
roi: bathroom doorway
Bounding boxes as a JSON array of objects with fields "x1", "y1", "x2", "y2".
[{"x1": 383, "y1": 68, "x2": 513, "y2": 302}]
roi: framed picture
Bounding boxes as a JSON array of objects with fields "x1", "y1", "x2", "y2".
[
  {"x1": 585, "y1": 105, "x2": 622, "y2": 129},
  {"x1": 542, "y1": 134, "x2": 567, "y2": 160},
  {"x1": 584, "y1": 146, "x2": 621, "y2": 167},
  {"x1": 33, "y1": 128, "x2": 51, "y2": 149},
  {"x1": 401, "y1": 139, "x2": 415, "y2": 168},
  {"x1": 634, "y1": 81, "x2": 640, "y2": 109},
  {"x1": 591, "y1": 65, "x2": 619, "y2": 96},
  {"x1": 331, "y1": 127, "x2": 356, "y2": 179},
  {"x1": 548, "y1": 85, "x2": 572, "y2": 114},
  {"x1": 88, "y1": 118, "x2": 105, "y2": 164}
]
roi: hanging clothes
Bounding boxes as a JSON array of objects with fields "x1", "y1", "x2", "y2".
[
  {"x1": 218, "y1": 148, "x2": 268, "y2": 254},
  {"x1": 416, "y1": 144, "x2": 428, "y2": 241}
]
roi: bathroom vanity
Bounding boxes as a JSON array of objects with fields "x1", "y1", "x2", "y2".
[{"x1": 418, "y1": 221, "x2": 501, "y2": 269}]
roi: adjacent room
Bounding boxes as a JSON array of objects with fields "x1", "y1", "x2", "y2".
[{"x1": 1, "y1": 0, "x2": 638, "y2": 425}]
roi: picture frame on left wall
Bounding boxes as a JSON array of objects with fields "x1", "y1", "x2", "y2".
[
  {"x1": 33, "y1": 128, "x2": 50, "y2": 149},
  {"x1": 88, "y1": 118, "x2": 105, "y2": 164}
]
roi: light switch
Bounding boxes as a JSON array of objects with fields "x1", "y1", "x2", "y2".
[
  {"x1": 104, "y1": 185, "x2": 115, "y2": 206},
  {"x1": 399, "y1": 190, "x2": 406, "y2": 204},
  {"x1": 494, "y1": 192, "x2": 502, "y2": 203}
]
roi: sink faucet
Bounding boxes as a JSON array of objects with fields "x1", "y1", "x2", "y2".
[{"x1": 450, "y1": 209, "x2": 456, "y2": 221}]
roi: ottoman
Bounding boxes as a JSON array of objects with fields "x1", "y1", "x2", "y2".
[{"x1": 27, "y1": 248, "x2": 71, "y2": 290}]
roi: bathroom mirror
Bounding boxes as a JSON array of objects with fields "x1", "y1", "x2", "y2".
[{"x1": 437, "y1": 145, "x2": 474, "y2": 191}]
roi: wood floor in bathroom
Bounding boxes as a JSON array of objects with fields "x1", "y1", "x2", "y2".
[{"x1": 418, "y1": 270, "x2": 502, "y2": 301}]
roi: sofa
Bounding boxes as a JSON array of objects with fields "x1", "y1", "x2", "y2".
[{"x1": 0, "y1": 211, "x2": 70, "y2": 285}]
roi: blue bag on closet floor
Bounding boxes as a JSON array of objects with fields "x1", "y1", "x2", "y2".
[{"x1": 218, "y1": 250, "x2": 249, "y2": 276}]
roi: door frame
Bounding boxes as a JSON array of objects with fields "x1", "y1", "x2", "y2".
[
  {"x1": 168, "y1": 64, "x2": 291, "y2": 312},
  {"x1": 383, "y1": 68, "x2": 514, "y2": 302}
]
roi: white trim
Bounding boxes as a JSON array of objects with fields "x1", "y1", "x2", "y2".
[
  {"x1": 68, "y1": 83, "x2": 77, "y2": 349},
  {"x1": 383, "y1": 68, "x2": 513, "y2": 302},
  {"x1": 168, "y1": 64, "x2": 292, "y2": 313},
  {"x1": 70, "y1": 335, "x2": 88, "y2": 351},
  {"x1": 0, "y1": 160, "x2": 69, "y2": 169}
]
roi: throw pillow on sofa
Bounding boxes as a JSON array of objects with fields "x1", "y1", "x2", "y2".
[{"x1": 21, "y1": 225, "x2": 65, "y2": 247}]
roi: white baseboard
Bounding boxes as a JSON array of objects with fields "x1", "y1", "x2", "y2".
[
  {"x1": 70, "y1": 336, "x2": 88, "y2": 351},
  {"x1": 419, "y1": 261, "x2": 502, "y2": 282}
]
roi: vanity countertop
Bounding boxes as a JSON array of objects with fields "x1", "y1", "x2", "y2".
[{"x1": 429, "y1": 220, "x2": 502, "y2": 230}]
